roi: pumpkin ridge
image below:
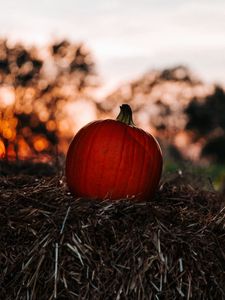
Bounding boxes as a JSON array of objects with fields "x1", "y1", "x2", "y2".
[
  {"x1": 148, "y1": 138, "x2": 162, "y2": 197},
  {"x1": 66, "y1": 126, "x2": 88, "y2": 194},
  {"x1": 145, "y1": 134, "x2": 155, "y2": 198},
  {"x1": 95, "y1": 121, "x2": 115, "y2": 198},
  {"x1": 113, "y1": 126, "x2": 128, "y2": 199},
  {"x1": 124, "y1": 129, "x2": 136, "y2": 198},
  {"x1": 126, "y1": 128, "x2": 160, "y2": 199},
  {"x1": 129, "y1": 128, "x2": 161, "y2": 160},
  {"x1": 153, "y1": 146, "x2": 163, "y2": 194},
  {"x1": 138, "y1": 132, "x2": 148, "y2": 199},
  {"x1": 81, "y1": 123, "x2": 101, "y2": 196}
]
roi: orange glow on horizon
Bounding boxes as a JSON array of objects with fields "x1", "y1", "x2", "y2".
[
  {"x1": 6, "y1": 143, "x2": 16, "y2": 160},
  {"x1": 0, "y1": 140, "x2": 6, "y2": 158},
  {"x1": 17, "y1": 138, "x2": 32, "y2": 159},
  {"x1": 0, "y1": 38, "x2": 223, "y2": 164},
  {"x1": 33, "y1": 136, "x2": 49, "y2": 152}
]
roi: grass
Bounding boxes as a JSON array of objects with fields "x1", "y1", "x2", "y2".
[{"x1": 164, "y1": 160, "x2": 225, "y2": 190}]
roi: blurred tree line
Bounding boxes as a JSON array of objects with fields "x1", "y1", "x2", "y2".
[
  {"x1": 186, "y1": 86, "x2": 225, "y2": 163},
  {"x1": 0, "y1": 39, "x2": 98, "y2": 161},
  {"x1": 101, "y1": 66, "x2": 225, "y2": 165},
  {"x1": 0, "y1": 39, "x2": 224, "y2": 168}
]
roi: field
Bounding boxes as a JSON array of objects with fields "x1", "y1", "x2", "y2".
[
  {"x1": 1, "y1": 160, "x2": 225, "y2": 299},
  {"x1": 0, "y1": 37, "x2": 225, "y2": 300}
]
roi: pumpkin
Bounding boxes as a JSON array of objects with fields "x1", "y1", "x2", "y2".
[{"x1": 66, "y1": 104, "x2": 163, "y2": 201}]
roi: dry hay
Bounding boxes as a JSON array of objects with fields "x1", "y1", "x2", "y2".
[{"x1": 0, "y1": 164, "x2": 225, "y2": 300}]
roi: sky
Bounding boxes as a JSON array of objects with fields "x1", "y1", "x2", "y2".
[{"x1": 0, "y1": 0, "x2": 225, "y2": 92}]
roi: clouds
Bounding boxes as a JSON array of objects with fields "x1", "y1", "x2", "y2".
[{"x1": 0, "y1": 0, "x2": 224, "y2": 87}]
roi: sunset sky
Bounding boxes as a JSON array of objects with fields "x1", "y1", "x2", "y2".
[{"x1": 0, "y1": 0, "x2": 225, "y2": 91}]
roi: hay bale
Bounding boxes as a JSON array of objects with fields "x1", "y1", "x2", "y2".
[{"x1": 0, "y1": 171, "x2": 225, "y2": 300}]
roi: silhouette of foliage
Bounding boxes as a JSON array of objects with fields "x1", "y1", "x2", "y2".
[
  {"x1": 186, "y1": 86, "x2": 225, "y2": 135},
  {"x1": 160, "y1": 65, "x2": 199, "y2": 83},
  {"x1": 202, "y1": 136, "x2": 225, "y2": 163},
  {"x1": 0, "y1": 39, "x2": 97, "y2": 161},
  {"x1": 101, "y1": 66, "x2": 203, "y2": 134},
  {"x1": 102, "y1": 66, "x2": 225, "y2": 163},
  {"x1": 186, "y1": 86, "x2": 225, "y2": 163},
  {"x1": 0, "y1": 41, "x2": 43, "y2": 86}
]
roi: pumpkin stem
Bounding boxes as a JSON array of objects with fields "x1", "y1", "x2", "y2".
[{"x1": 116, "y1": 104, "x2": 135, "y2": 126}]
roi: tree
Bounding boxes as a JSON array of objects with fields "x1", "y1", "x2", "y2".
[
  {"x1": 0, "y1": 39, "x2": 98, "y2": 161},
  {"x1": 185, "y1": 86, "x2": 225, "y2": 163}
]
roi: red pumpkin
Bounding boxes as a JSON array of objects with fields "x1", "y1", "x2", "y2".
[{"x1": 66, "y1": 104, "x2": 163, "y2": 201}]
